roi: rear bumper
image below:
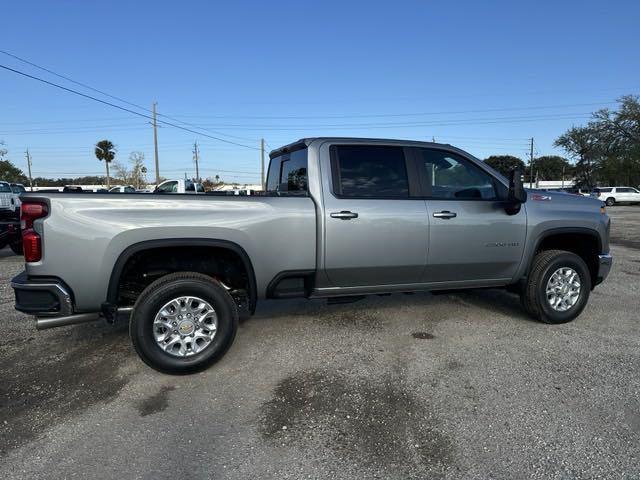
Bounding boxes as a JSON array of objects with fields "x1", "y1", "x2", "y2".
[
  {"x1": 11, "y1": 271, "x2": 74, "y2": 316},
  {"x1": 595, "y1": 253, "x2": 613, "y2": 286}
]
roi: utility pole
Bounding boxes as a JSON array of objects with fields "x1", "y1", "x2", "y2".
[
  {"x1": 25, "y1": 149, "x2": 33, "y2": 191},
  {"x1": 152, "y1": 102, "x2": 160, "y2": 186},
  {"x1": 529, "y1": 137, "x2": 534, "y2": 189},
  {"x1": 260, "y1": 138, "x2": 265, "y2": 190},
  {"x1": 193, "y1": 140, "x2": 200, "y2": 182}
]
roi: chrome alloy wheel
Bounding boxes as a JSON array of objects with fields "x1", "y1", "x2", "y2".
[
  {"x1": 153, "y1": 296, "x2": 218, "y2": 357},
  {"x1": 545, "y1": 267, "x2": 581, "y2": 312}
]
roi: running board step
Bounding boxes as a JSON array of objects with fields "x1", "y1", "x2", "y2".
[{"x1": 327, "y1": 295, "x2": 366, "y2": 305}]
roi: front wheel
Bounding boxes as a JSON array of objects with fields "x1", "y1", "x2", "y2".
[
  {"x1": 521, "y1": 250, "x2": 591, "y2": 324},
  {"x1": 605, "y1": 197, "x2": 615, "y2": 207},
  {"x1": 130, "y1": 272, "x2": 239, "y2": 374}
]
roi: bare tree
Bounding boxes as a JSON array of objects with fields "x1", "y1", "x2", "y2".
[{"x1": 129, "y1": 151, "x2": 147, "y2": 189}]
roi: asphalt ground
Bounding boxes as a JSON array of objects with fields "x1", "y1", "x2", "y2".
[{"x1": 0, "y1": 206, "x2": 639, "y2": 479}]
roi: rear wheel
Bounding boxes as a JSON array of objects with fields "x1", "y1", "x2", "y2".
[
  {"x1": 605, "y1": 197, "x2": 615, "y2": 206},
  {"x1": 130, "y1": 272, "x2": 238, "y2": 374},
  {"x1": 521, "y1": 249, "x2": 591, "y2": 324}
]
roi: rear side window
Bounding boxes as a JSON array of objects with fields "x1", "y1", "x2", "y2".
[
  {"x1": 156, "y1": 181, "x2": 178, "y2": 193},
  {"x1": 595, "y1": 187, "x2": 612, "y2": 193},
  {"x1": 266, "y1": 148, "x2": 308, "y2": 195},
  {"x1": 330, "y1": 145, "x2": 409, "y2": 198}
]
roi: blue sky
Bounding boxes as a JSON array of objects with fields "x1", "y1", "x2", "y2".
[{"x1": 1, "y1": 0, "x2": 639, "y2": 184}]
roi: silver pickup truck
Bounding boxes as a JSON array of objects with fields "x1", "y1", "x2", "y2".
[{"x1": 12, "y1": 137, "x2": 612, "y2": 373}]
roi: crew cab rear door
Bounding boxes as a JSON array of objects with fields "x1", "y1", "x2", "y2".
[
  {"x1": 321, "y1": 143, "x2": 429, "y2": 287},
  {"x1": 409, "y1": 147, "x2": 527, "y2": 283}
]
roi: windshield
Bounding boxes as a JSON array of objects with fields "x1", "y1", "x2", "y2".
[
  {"x1": 10, "y1": 184, "x2": 26, "y2": 193},
  {"x1": 0, "y1": 183, "x2": 11, "y2": 193}
]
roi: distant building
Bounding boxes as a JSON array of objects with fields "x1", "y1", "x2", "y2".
[{"x1": 530, "y1": 180, "x2": 576, "y2": 190}]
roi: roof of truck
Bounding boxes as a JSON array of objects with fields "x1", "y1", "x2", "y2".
[{"x1": 268, "y1": 137, "x2": 456, "y2": 158}]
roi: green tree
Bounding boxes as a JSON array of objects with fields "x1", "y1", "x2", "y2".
[
  {"x1": 554, "y1": 126, "x2": 599, "y2": 188},
  {"x1": 483, "y1": 155, "x2": 525, "y2": 177},
  {"x1": 0, "y1": 159, "x2": 28, "y2": 183},
  {"x1": 533, "y1": 155, "x2": 573, "y2": 181},
  {"x1": 555, "y1": 96, "x2": 640, "y2": 187},
  {"x1": 94, "y1": 140, "x2": 116, "y2": 188}
]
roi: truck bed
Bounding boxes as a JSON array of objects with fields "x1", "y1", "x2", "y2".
[{"x1": 23, "y1": 192, "x2": 317, "y2": 311}]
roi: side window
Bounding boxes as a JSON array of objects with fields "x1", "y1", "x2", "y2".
[
  {"x1": 124, "y1": 186, "x2": 136, "y2": 193},
  {"x1": 157, "y1": 181, "x2": 177, "y2": 193},
  {"x1": 416, "y1": 149, "x2": 498, "y2": 200},
  {"x1": 266, "y1": 148, "x2": 308, "y2": 195},
  {"x1": 331, "y1": 145, "x2": 409, "y2": 198},
  {"x1": 617, "y1": 187, "x2": 630, "y2": 193}
]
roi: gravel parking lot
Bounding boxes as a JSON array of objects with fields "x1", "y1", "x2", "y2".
[{"x1": 1, "y1": 206, "x2": 639, "y2": 479}]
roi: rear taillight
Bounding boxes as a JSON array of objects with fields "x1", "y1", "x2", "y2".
[{"x1": 20, "y1": 201, "x2": 48, "y2": 262}]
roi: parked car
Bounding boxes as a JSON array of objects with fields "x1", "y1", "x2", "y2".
[
  {"x1": 0, "y1": 181, "x2": 15, "y2": 219},
  {"x1": 12, "y1": 137, "x2": 612, "y2": 374},
  {"x1": 109, "y1": 185, "x2": 137, "y2": 193},
  {"x1": 591, "y1": 187, "x2": 640, "y2": 206},
  {"x1": 154, "y1": 179, "x2": 204, "y2": 194},
  {"x1": 9, "y1": 183, "x2": 26, "y2": 212}
]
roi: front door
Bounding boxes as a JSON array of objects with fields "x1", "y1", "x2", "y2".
[
  {"x1": 410, "y1": 147, "x2": 527, "y2": 283},
  {"x1": 322, "y1": 144, "x2": 429, "y2": 287}
]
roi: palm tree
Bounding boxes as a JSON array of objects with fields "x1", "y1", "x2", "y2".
[{"x1": 95, "y1": 140, "x2": 116, "y2": 188}]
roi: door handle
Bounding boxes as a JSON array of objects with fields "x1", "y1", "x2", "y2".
[
  {"x1": 433, "y1": 210, "x2": 457, "y2": 219},
  {"x1": 330, "y1": 211, "x2": 359, "y2": 220}
]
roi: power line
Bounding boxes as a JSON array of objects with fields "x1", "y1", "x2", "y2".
[
  {"x1": 165, "y1": 101, "x2": 616, "y2": 120},
  {"x1": 0, "y1": 63, "x2": 260, "y2": 150},
  {"x1": 0, "y1": 49, "x2": 261, "y2": 144},
  {"x1": 185, "y1": 112, "x2": 593, "y2": 129},
  {"x1": 0, "y1": 50, "x2": 151, "y2": 114}
]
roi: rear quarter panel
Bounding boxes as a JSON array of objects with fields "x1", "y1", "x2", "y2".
[{"x1": 25, "y1": 194, "x2": 316, "y2": 311}]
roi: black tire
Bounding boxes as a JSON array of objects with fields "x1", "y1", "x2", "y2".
[
  {"x1": 130, "y1": 272, "x2": 238, "y2": 374},
  {"x1": 9, "y1": 240, "x2": 23, "y2": 255},
  {"x1": 521, "y1": 249, "x2": 591, "y2": 324},
  {"x1": 605, "y1": 197, "x2": 615, "y2": 207}
]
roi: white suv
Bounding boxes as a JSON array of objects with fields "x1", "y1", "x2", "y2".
[{"x1": 591, "y1": 187, "x2": 640, "y2": 206}]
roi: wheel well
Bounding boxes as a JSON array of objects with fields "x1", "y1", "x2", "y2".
[
  {"x1": 111, "y1": 244, "x2": 256, "y2": 311},
  {"x1": 536, "y1": 232, "x2": 600, "y2": 286}
]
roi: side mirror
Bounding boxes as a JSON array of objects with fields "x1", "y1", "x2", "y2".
[
  {"x1": 508, "y1": 169, "x2": 527, "y2": 203},
  {"x1": 504, "y1": 169, "x2": 526, "y2": 215}
]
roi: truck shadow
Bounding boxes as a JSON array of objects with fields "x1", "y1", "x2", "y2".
[{"x1": 252, "y1": 288, "x2": 535, "y2": 325}]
